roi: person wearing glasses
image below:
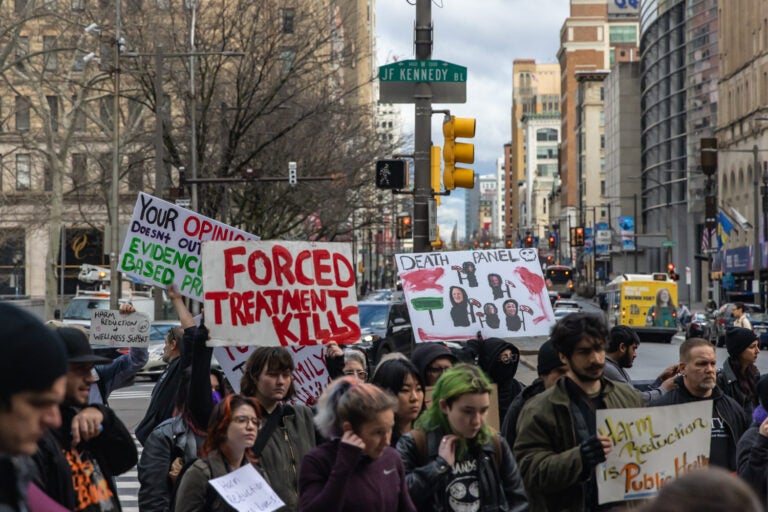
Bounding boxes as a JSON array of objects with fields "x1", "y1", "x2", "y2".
[
  {"x1": 174, "y1": 394, "x2": 265, "y2": 512},
  {"x1": 299, "y1": 377, "x2": 416, "y2": 512},
  {"x1": 463, "y1": 337, "x2": 525, "y2": 420},
  {"x1": 411, "y1": 342, "x2": 458, "y2": 387},
  {"x1": 342, "y1": 348, "x2": 368, "y2": 383}
]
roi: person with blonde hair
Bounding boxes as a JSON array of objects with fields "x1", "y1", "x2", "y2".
[{"x1": 299, "y1": 377, "x2": 415, "y2": 512}]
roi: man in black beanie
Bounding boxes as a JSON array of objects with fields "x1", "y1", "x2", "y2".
[
  {"x1": 501, "y1": 339, "x2": 568, "y2": 447},
  {"x1": 718, "y1": 326, "x2": 761, "y2": 416},
  {"x1": 32, "y1": 326, "x2": 137, "y2": 511},
  {"x1": 737, "y1": 374, "x2": 768, "y2": 503},
  {"x1": 0, "y1": 303, "x2": 68, "y2": 511}
]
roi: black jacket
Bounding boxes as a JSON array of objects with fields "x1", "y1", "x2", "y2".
[
  {"x1": 649, "y1": 375, "x2": 749, "y2": 470},
  {"x1": 0, "y1": 455, "x2": 32, "y2": 512},
  {"x1": 463, "y1": 338, "x2": 525, "y2": 420},
  {"x1": 737, "y1": 424, "x2": 768, "y2": 505},
  {"x1": 501, "y1": 378, "x2": 546, "y2": 448},
  {"x1": 716, "y1": 358, "x2": 759, "y2": 417},
  {"x1": 397, "y1": 428, "x2": 528, "y2": 512},
  {"x1": 31, "y1": 403, "x2": 137, "y2": 510}
]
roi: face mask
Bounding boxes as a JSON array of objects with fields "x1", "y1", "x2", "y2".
[{"x1": 211, "y1": 390, "x2": 222, "y2": 405}]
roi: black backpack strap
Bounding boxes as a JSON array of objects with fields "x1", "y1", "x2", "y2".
[{"x1": 251, "y1": 404, "x2": 284, "y2": 459}]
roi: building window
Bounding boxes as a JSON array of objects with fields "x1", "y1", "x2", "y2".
[
  {"x1": 609, "y1": 25, "x2": 637, "y2": 44},
  {"x1": 44, "y1": 166, "x2": 53, "y2": 192},
  {"x1": 536, "y1": 128, "x2": 558, "y2": 142},
  {"x1": 280, "y1": 47, "x2": 295, "y2": 76},
  {"x1": 15, "y1": 154, "x2": 30, "y2": 191},
  {"x1": 281, "y1": 8, "x2": 295, "y2": 34},
  {"x1": 71, "y1": 153, "x2": 87, "y2": 189},
  {"x1": 16, "y1": 37, "x2": 29, "y2": 70},
  {"x1": 600, "y1": 134, "x2": 605, "y2": 149},
  {"x1": 100, "y1": 95, "x2": 114, "y2": 126},
  {"x1": 71, "y1": 0, "x2": 84, "y2": 11},
  {"x1": 601, "y1": 180, "x2": 606, "y2": 196},
  {"x1": 15, "y1": 96, "x2": 30, "y2": 131},
  {"x1": 46, "y1": 96, "x2": 59, "y2": 132},
  {"x1": 43, "y1": 36, "x2": 57, "y2": 71}
]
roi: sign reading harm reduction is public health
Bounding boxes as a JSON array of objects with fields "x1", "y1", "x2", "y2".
[
  {"x1": 202, "y1": 241, "x2": 360, "y2": 347},
  {"x1": 119, "y1": 192, "x2": 258, "y2": 301}
]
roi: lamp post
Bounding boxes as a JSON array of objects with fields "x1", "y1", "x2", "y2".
[{"x1": 109, "y1": 0, "x2": 123, "y2": 309}]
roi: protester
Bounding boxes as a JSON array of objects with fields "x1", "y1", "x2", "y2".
[
  {"x1": 640, "y1": 467, "x2": 762, "y2": 512},
  {"x1": 398, "y1": 364, "x2": 529, "y2": 511},
  {"x1": 370, "y1": 358, "x2": 425, "y2": 447},
  {"x1": 649, "y1": 337, "x2": 749, "y2": 471},
  {"x1": 718, "y1": 326, "x2": 760, "y2": 416},
  {"x1": 677, "y1": 303, "x2": 691, "y2": 330},
  {"x1": 174, "y1": 394, "x2": 264, "y2": 512},
  {"x1": 463, "y1": 337, "x2": 525, "y2": 420},
  {"x1": 342, "y1": 348, "x2": 369, "y2": 383},
  {"x1": 32, "y1": 326, "x2": 137, "y2": 511},
  {"x1": 0, "y1": 304, "x2": 67, "y2": 511},
  {"x1": 240, "y1": 346, "x2": 316, "y2": 511},
  {"x1": 514, "y1": 313, "x2": 642, "y2": 511},
  {"x1": 135, "y1": 284, "x2": 196, "y2": 444},
  {"x1": 501, "y1": 339, "x2": 568, "y2": 447},
  {"x1": 411, "y1": 342, "x2": 458, "y2": 387},
  {"x1": 733, "y1": 302, "x2": 753, "y2": 329},
  {"x1": 299, "y1": 377, "x2": 415, "y2": 512},
  {"x1": 737, "y1": 374, "x2": 768, "y2": 504},
  {"x1": 603, "y1": 325, "x2": 677, "y2": 403}
]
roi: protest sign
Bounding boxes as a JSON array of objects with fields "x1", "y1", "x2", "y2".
[
  {"x1": 396, "y1": 248, "x2": 554, "y2": 342},
  {"x1": 208, "y1": 463, "x2": 284, "y2": 512},
  {"x1": 119, "y1": 192, "x2": 258, "y2": 301},
  {"x1": 202, "y1": 241, "x2": 360, "y2": 347},
  {"x1": 596, "y1": 401, "x2": 712, "y2": 504},
  {"x1": 213, "y1": 344, "x2": 331, "y2": 407},
  {"x1": 89, "y1": 311, "x2": 150, "y2": 347}
]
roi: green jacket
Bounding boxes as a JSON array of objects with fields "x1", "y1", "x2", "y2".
[{"x1": 513, "y1": 377, "x2": 643, "y2": 512}]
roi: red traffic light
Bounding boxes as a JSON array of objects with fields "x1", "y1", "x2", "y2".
[{"x1": 667, "y1": 263, "x2": 675, "y2": 273}]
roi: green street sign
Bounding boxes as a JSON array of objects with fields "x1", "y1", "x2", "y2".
[
  {"x1": 379, "y1": 59, "x2": 467, "y2": 83},
  {"x1": 661, "y1": 241, "x2": 677, "y2": 247}
]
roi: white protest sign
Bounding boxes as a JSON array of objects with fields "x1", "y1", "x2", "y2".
[
  {"x1": 208, "y1": 463, "x2": 284, "y2": 512},
  {"x1": 119, "y1": 192, "x2": 259, "y2": 301},
  {"x1": 89, "y1": 311, "x2": 150, "y2": 347},
  {"x1": 202, "y1": 241, "x2": 360, "y2": 347},
  {"x1": 596, "y1": 401, "x2": 712, "y2": 504},
  {"x1": 396, "y1": 248, "x2": 555, "y2": 342},
  {"x1": 213, "y1": 344, "x2": 331, "y2": 407}
]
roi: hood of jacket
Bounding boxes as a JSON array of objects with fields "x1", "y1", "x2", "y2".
[
  {"x1": 466, "y1": 337, "x2": 520, "y2": 384},
  {"x1": 410, "y1": 343, "x2": 458, "y2": 380}
]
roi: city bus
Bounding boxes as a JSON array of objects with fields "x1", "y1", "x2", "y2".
[
  {"x1": 605, "y1": 273, "x2": 678, "y2": 343},
  {"x1": 545, "y1": 265, "x2": 574, "y2": 300}
]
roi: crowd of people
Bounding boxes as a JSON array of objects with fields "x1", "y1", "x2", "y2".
[{"x1": 3, "y1": 291, "x2": 768, "y2": 511}]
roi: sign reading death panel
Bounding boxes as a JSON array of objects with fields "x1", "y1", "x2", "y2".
[
  {"x1": 396, "y1": 248, "x2": 555, "y2": 343},
  {"x1": 119, "y1": 192, "x2": 259, "y2": 301},
  {"x1": 203, "y1": 241, "x2": 360, "y2": 347}
]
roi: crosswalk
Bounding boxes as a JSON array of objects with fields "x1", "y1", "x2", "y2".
[
  {"x1": 110, "y1": 383, "x2": 154, "y2": 401},
  {"x1": 116, "y1": 434, "x2": 142, "y2": 512}
]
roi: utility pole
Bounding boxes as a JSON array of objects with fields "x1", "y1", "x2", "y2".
[
  {"x1": 413, "y1": 0, "x2": 432, "y2": 253},
  {"x1": 109, "y1": 0, "x2": 122, "y2": 309}
]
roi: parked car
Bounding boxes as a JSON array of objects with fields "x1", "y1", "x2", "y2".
[
  {"x1": 751, "y1": 312, "x2": 768, "y2": 350},
  {"x1": 685, "y1": 311, "x2": 713, "y2": 341},
  {"x1": 356, "y1": 300, "x2": 414, "y2": 366},
  {"x1": 713, "y1": 302, "x2": 765, "y2": 346},
  {"x1": 553, "y1": 299, "x2": 581, "y2": 311},
  {"x1": 135, "y1": 321, "x2": 181, "y2": 381},
  {"x1": 554, "y1": 307, "x2": 581, "y2": 321}
]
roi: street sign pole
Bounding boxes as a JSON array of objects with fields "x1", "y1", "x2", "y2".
[{"x1": 413, "y1": 0, "x2": 432, "y2": 253}]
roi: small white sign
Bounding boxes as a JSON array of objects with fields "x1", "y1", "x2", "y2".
[
  {"x1": 685, "y1": 266, "x2": 691, "y2": 285},
  {"x1": 208, "y1": 464, "x2": 285, "y2": 512},
  {"x1": 89, "y1": 310, "x2": 150, "y2": 347},
  {"x1": 596, "y1": 230, "x2": 611, "y2": 245}
]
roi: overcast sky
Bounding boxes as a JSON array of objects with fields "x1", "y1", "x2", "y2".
[{"x1": 375, "y1": 0, "x2": 570, "y2": 240}]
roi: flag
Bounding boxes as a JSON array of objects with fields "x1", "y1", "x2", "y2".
[{"x1": 717, "y1": 210, "x2": 734, "y2": 248}]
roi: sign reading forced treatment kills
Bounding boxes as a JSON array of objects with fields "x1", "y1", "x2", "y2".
[
  {"x1": 595, "y1": 401, "x2": 712, "y2": 504},
  {"x1": 119, "y1": 192, "x2": 258, "y2": 301},
  {"x1": 202, "y1": 241, "x2": 360, "y2": 347},
  {"x1": 395, "y1": 248, "x2": 555, "y2": 342}
]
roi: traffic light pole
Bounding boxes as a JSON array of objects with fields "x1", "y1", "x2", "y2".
[{"x1": 413, "y1": 0, "x2": 432, "y2": 253}]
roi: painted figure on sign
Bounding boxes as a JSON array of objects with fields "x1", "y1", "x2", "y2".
[
  {"x1": 461, "y1": 262, "x2": 479, "y2": 288},
  {"x1": 488, "y1": 273, "x2": 503, "y2": 299},
  {"x1": 503, "y1": 299, "x2": 522, "y2": 332},
  {"x1": 646, "y1": 287, "x2": 677, "y2": 328},
  {"x1": 483, "y1": 303, "x2": 500, "y2": 329},
  {"x1": 449, "y1": 286, "x2": 471, "y2": 328}
]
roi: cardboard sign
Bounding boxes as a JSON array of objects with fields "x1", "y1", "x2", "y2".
[
  {"x1": 596, "y1": 401, "x2": 712, "y2": 504},
  {"x1": 214, "y1": 344, "x2": 331, "y2": 407},
  {"x1": 396, "y1": 248, "x2": 555, "y2": 342},
  {"x1": 119, "y1": 192, "x2": 258, "y2": 301},
  {"x1": 208, "y1": 463, "x2": 284, "y2": 512},
  {"x1": 89, "y1": 311, "x2": 150, "y2": 347},
  {"x1": 202, "y1": 241, "x2": 360, "y2": 347}
]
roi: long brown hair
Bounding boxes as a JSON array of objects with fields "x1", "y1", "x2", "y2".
[{"x1": 201, "y1": 394, "x2": 261, "y2": 457}]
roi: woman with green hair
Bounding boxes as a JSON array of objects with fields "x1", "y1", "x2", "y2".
[{"x1": 396, "y1": 363, "x2": 528, "y2": 511}]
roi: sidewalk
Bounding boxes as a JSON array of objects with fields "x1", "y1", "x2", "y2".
[{"x1": 510, "y1": 336, "x2": 547, "y2": 386}]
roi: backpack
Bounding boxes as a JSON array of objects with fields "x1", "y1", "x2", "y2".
[{"x1": 409, "y1": 428, "x2": 502, "y2": 469}]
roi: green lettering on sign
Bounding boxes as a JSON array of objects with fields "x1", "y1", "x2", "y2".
[{"x1": 379, "y1": 59, "x2": 467, "y2": 83}]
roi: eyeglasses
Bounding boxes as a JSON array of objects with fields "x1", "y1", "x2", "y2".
[
  {"x1": 427, "y1": 365, "x2": 451, "y2": 376},
  {"x1": 232, "y1": 415, "x2": 261, "y2": 428},
  {"x1": 343, "y1": 370, "x2": 367, "y2": 379}
]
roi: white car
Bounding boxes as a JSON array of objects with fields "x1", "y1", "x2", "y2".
[
  {"x1": 554, "y1": 299, "x2": 581, "y2": 311},
  {"x1": 554, "y1": 307, "x2": 581, "y2": 320}
]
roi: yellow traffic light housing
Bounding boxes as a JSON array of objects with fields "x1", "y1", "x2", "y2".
[
  {"x1": 431, "y1": 146, "x2": 441, "y2": 207},
  {"x1": 442, "y1": 115, "x2": 475, "y2": 190}
]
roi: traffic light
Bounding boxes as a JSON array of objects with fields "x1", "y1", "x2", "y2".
[
  {"x1": 484, "y1": 241, "x2": 491, "y2": 248},
  {"x1": 472, "y1": 241, "x2": 479, "y2": 250},
  {"x1": 288, "y1": 161, "x2": 297, "y2": 186},
  {"x1": 667, "y1": 263, "x2": 679, "y2": 281},
  {"x1": 700, "y1": 137, "x2": 717, "y2": 176},
  {"x1": 442, "y1": 115, "x2": 475, "y2": 190},
  {"x1": 505, "y1": 239, "x2": 512, "y2": 248},
  {"x1": 397, "y1": 215, "x2": 412, "y2": 239},
  {"x1": 431, "y1": 146, "x2": 441, "y2": 206},
  {"x1": 548, "y1": 235, "x2": 556, "y2": 249},
  {"x1": 524, "y1": 235, "x2": 533, "y2": 248},
  {"x1": 571, "y1": 227, "x2": 585, "y2": 247}
]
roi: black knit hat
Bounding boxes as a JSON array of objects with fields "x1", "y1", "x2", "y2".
[
  {"x1": 0, "y1": 303, "x2": 68, "y2": 402},
  {"x1": 537, "y1": 339, "x2": 565, "y2": 375},
  {"x1": 57, "y1": 327, "x2": 111, "y2": 364},
  {"x1": 725, "y1": 327, "x2": 757, "y2": 358}
]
